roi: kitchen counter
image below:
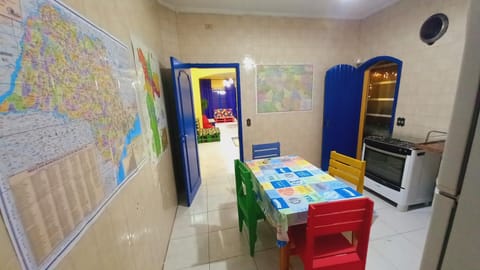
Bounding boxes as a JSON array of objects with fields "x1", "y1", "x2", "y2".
[{"x1": 416, "y1": 140, "x2": 446, "y2": 153}]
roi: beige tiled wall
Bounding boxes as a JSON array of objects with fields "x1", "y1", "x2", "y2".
[
  {"x1": 176, "y1": 14, "x2": 361, "y2": 166},
  {"x1": 359, "y1": 0, "x2": 468, "y2": 141},
  {"x1": 176, "y1": 1, "x2": 468, "y2": 163},
  {"x1": 53, "y1": 158, "x2": 178, "y2": 270},
  {"x1": 0, "y1": 215, "x2": 20, "y2": 270},
  {"x1": 0, "y1": 0, "x2": 179, "y2": 269}
]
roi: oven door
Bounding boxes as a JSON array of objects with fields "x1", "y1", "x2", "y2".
[{"x1": 364, "y1": 144, "x2": 407, "y2": 191}]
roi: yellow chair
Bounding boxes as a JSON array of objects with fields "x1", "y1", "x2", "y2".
[{"x1": 328, "y1": 151, "x2": 366, "y2": 194}]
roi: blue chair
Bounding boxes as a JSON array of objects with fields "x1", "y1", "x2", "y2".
[{"x1": 252, "y1": 142, "x2": 280, "y2": 159}]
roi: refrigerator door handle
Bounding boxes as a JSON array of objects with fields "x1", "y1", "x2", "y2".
[{"x1": 438, "y1": 190, "x2": 458, "y2": 200}]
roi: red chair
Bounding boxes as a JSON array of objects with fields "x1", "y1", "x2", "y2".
[
  {"x1": 288, "y1": 197, "x2": 374, "y2": 270},
  {"x1": 202, "y1": 114, "x2": 213, "y2": 128}
]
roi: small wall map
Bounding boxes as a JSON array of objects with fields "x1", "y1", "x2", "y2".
[{"x1": 256, "y1": 65, "x2": 313, "y2": 113}]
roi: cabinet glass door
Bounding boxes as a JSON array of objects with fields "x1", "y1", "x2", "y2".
[{"x1": 364, "y1": 63, "x2": 399, "y2": 137}]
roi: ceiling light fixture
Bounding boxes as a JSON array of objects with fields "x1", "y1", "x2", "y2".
[
  {"x1": 223, "y1": 78, "x2": 234, "y2": 87},
  {"x1": 242, "y1": 55, "x2": 256, "y2": 70}
]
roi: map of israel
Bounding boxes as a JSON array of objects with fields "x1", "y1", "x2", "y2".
[{"x1": 0, "y1": 0, "x2": 145, "y2": 269}]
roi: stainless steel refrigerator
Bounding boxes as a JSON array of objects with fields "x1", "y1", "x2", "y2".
[{"x1": 420, "y1": 1, "x2": 480, "y2": 269}]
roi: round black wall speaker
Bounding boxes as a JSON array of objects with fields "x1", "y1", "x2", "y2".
[{"x1": 420, "y1": 13, "x2": 449, "y2": 45}]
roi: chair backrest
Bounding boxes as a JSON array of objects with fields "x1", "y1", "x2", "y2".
[
  {"x1": 306, "y1": 198, "x2": 374, "y2": 267},
  {"x1": 328, "y1": 150, "x2": 366, "y2": 193},
  {"x1": 252, "y1": 142, "x2": 280, "y2": 159},
  {"x1": 234, "y1": 159, "x2": 256, "y2": 209}
]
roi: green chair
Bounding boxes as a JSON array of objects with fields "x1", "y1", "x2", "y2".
[{"x1": 234, "y1": 159, "x2": 265, "y2": 256}]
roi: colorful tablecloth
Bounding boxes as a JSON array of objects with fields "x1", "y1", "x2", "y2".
[{"x1": 245, "y1": 155, "x2": 363, "y2": 243}]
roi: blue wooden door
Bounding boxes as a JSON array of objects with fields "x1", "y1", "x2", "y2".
[
  {"x1": 322, "y1": 64, "x2": 362, "y2": 170},
  {"x1": 170, "y1": 57, "x2": 201, "y2": 206}
]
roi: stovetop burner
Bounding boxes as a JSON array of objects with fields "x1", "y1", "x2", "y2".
[{"x1": 365, "y1": 135, "x2": 417, "y2": 149}]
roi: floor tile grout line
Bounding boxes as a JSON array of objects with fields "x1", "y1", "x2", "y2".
[
  {"x1": 374, "y1": 224, "x2": 428, "y2": 237},
  {"x1": 370, "y1": 232, "x2": 424, "y2": 255},
  {"x1": 369, "y1": 233, "x2": 402, "y2": 242},
  {"x1": 162, "y1": 206, "x2": 182, "y2": 270},
  {"x1": 206, "y1": 174, "x2": 211, "y2": 270},
  {"x1": 398, "y1": 227, "x2": 429, "y2": 235},
  {"x1": 170, "y1": 231, "x2": 209, "y2": 241},
  {"x1": 368, "y1": 225, "x2": 427, "y2": 242},
  {"x1": 208, "y1": 225, "x2": 239, "y2": 234},
  {"x1": 367, "y1": 245, "x2": 401, "y2": 270},
  {"x1": 208, "y1": 254, "x2": 251, "y2": 264},
  {"x1": 399, "y1": 228, "x2": 429, "y2": 250}
]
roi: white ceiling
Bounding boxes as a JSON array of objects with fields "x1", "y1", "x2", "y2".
[{"x1": 157, "y1": 0, "x2": 401, "y2": 20}]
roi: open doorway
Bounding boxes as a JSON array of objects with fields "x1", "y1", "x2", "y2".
[
  {"x1": 190, "y1": 67, "x2": 241, "y2": 182},
  {"x1": 163, "y1": 59, "x2": 243, "y2": 206}
]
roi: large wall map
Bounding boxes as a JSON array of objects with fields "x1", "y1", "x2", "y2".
[{"x1": 0, "y1": 0, "x2": 145, "y2": 269}]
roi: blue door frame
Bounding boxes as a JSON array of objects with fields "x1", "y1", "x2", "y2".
[
  {"x1": 322, "y1": 56, "x2": 402, "y2": 170},
  {"x1": 357, "y1": 56, "x2": 403, "y2": 134},
  {"x1": 170, "y1": 58, "x2": 244, "y2": 205},
  {"x1": 176, "y1": 62, "x2": 245, "y2": 162}
]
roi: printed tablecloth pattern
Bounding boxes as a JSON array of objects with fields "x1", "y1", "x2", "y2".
[{"x1": 245, "y1": 155, "x2": 362, "y2": 242}]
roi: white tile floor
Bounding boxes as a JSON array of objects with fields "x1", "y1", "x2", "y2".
[{"x1": 164, "y1": 122, "x2": 432, "y2": 270}]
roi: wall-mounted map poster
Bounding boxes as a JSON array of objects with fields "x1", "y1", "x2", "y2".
[
  {"x1": 0, "y1": 0, "x2": 146, "y2": 269},
  {"x1": 132, "y1": 39, "x2": 169, "y2": 163},
  {"x1": 256, "y1": 65, "x2": 314, "y2": 113},
  {"x1": 0, "y1": 0, "x2": 22, "y2": 21}
]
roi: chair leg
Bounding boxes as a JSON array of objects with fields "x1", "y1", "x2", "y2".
[
  {"x1": 238, "y1": 207, "x2": 244, "y2": 232},
  {"x1": 248, "y1": 220, "x2": 257, "y2": 256},
  {"x1": 279, "y1": 242, "x2": 290, "y2": 270}
]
